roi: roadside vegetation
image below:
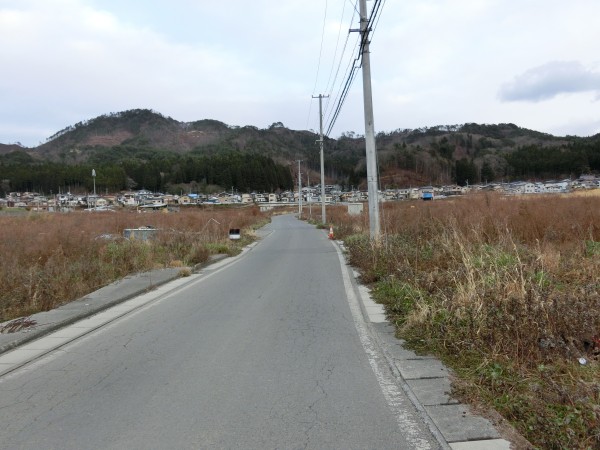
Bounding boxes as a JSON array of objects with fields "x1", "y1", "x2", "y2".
[
  {"x1": 0, "y1": 206, "x2": 268, "y2": 322},
  {"x1": 328, "y1": 192, "x2": 599, "y2": 449}
]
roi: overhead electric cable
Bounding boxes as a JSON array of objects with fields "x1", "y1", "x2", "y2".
[
  {"x1": 323, "y1": 1, "x2": 361, "y2": 134},
  {"x1": 324, "y1": 0, "x2": 351, "y2": 99},
  {"x1": 325, "y1": 31, "x2": 363, "y2": 136},
  {"x1": 311, "y1": 0, "x2": 329, "y2": 96},
  {"x1": 324, "y1": 0, "x2": 385, "y2": 137},
  {"x1": 305, "y1": 0, "x2": 329, "y2": 131},
  {"x1": 323, "y1": 1, "x2": 359, "y2": 116},
  {"x1": 325, "y1": 61, "x2": 360, "y2": 136},
  {"x1": 370, "y1": 0, "x2": 386, "y2": 39}
]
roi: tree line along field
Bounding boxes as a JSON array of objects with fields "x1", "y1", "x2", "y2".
[
  {"x1": 325, "y1": 191, "x2": 599, "y2": 449},
  {"x1": 0, "y1": 207, "x2": 268, "y2": 322},
  {"x1": 0, "y1": 151, "x2": 294, "y2": 195}
]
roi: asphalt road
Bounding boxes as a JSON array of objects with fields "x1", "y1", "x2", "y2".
[{"x1": 0, "y1": 214, "x2": 440, "y2": 449}]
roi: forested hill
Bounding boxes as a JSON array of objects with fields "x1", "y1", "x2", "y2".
[
  {"x1": 32, "y1": 109, "x2": 323, "y2": 163},
  {"x1": 0, "y1": 143, "x2": 27, "y2": 155},
  {"x1": 1, "y1": 109, "x2": 599, "y2": 195}
]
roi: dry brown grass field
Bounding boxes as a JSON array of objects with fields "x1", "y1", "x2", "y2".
[
  {"x1": 2, "y1": 194, "x2": 598, "y2": 447},
  {"x1": 572, "y1": 189, "x2": 600, "y2": 198},
  {"x1": 0, "y1": 206, "x2": 267, "y2": 322},
  {"x1": 323, "y1": 192, "x2": 599, "y2": 449}
]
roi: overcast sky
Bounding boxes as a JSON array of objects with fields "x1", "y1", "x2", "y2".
[{"x1": 2, "y1": 0, "x2": 600, "y2": 147}]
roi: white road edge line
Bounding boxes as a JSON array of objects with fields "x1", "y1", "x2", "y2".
[
  {"x1": 0, "y1": 244, "x2": 257, "y2": 378},
  {"x1": 333, "y1": 242, "x2": 449, "y2": 450}
]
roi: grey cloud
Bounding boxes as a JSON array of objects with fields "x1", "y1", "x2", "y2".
[{"x1": 499, "y1": 61, "x2": 600, "y2": 102}]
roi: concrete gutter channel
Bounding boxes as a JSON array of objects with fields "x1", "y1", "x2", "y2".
[
  {"x1": 0, "y1": 234, "x2": 513, "y2": 449},
  {"x1": 0, "y1": 254, "x2": 228, "y2": 356}
]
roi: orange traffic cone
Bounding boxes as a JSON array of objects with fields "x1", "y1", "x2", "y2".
[{"x1": 328, "y1": 225, "x2": 334, "y2": 240}]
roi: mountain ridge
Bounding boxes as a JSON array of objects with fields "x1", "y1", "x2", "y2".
[
  {"x1": 2, "y1": 109, "x2": 599, "y2": 192},
  {"x1": 6, "y1": 108, "x2": 596, "y2": 156}
]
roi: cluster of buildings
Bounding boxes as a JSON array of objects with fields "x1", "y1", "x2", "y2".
[{"x1": 1, "y1": 176, "x2": 598, "y2": 211}]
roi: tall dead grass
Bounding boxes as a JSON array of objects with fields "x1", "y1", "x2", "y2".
[
  {"x1": 0, "y1": 206, "x2": 267, "y2": 321},
  {"x1": 332, "y1": 193, "x2": 600, "y2": 449}
]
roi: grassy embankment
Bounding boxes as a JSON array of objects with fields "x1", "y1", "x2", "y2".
[
  {"x1": 0, "y1": 206, "x2": 268, "y2": 322},
  {"x1": 327, "y1": 192, "x2": 599, "y2": 449}
]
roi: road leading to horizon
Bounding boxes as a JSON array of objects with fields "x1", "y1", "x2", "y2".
[{"x1": 0, "y1": 214, "x2": 440, "y2": 449}]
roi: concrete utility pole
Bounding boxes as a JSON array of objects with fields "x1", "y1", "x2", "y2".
[
  {"x1": 307, "y1": 171, "x2": 312, "y2": 218},
  {"x1": 359, "y1": 0, "x2": 380, "y2": 240},
  {"x1": 313, "y1": 94, "x2": 329, "y2": 224},
  {"x1": 92, "y1": 168, "x2": 96, "y2": 209},
  {"x1": 297, "y1": 160, "x2": 303, "y2": 218}
]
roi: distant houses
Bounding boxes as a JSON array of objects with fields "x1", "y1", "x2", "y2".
[{"x1": 1, "y1": 175, "x2": 599, "y2": 211}]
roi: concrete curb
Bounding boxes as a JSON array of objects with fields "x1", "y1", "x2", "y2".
[
  {"x1": 333, "y1": 238, "x2": 512, "y2": 450},
  {"x1": 0, "y1": 254, "x2": 228, "y2": 356}
]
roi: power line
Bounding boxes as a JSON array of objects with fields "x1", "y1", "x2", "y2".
[
  {"x1": 325, "y1": 58, "x2": 360, "y2": 136},
  {"x1": 323, "y1": 3, "x2": 360, "y2": 120},
  {"x1": 323, "y1": 0, "x2": 354, "y2": 102},
  {"x1": 305, "y1": 0, "x2": 329, "y2": 131},
  {"x1": 310, "y1": 0, "x2": 329, "y2": 96},
  {"x1": 324, "y1": 29, "x2": 363, "y2": 136},
  {"x1": 307, "y1": 0, "x2": 358, "y2": 134},
  {"x1": 370, "y1": 0, "x2": 387, "y2": 39},
  {"x1": 305, "y1": 3, "x2": 329, "y2": 131},
  {"x1": 323, "y1": 0, "x2": 385, "y2": 137},
  {"x1": 323, "y1": 1, "x2": 359, "y2": 124}
]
